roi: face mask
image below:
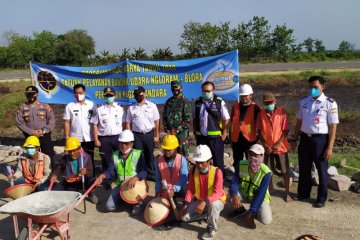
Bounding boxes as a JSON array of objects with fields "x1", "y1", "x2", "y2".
[
  {"x1": 241, "y1": 101, "x2": 251, "y2": 106},
  {"x1": 264, "y1": 104, "x2": 275, "y2": 111},
  {"x1": 121, "y1": 147, "x2": 132, "y2": 155},
  {"x1": 309, "y1": 88, "x2": 321, "y2": 98},
  {"x1": 135, "y1": 95, "x2": 145, "y2": 103},
  {"x1": 76, "y1": 93, "x2": 85, "y2": 102},
  {"x1": 199, "y1": 167, "x2": 209, "y2": 174},
  {"x1": 26, "y1": 94, "x2": 37, "y2": 103},
  {"x1": 202, "y1": 92, "x2": 213, "y2": 100},
  {"x1": 105, "y1": 96, "x2": 115, "y2": 104},
  {"x1": 172, "y1": 89, "x2": 181, "y2": 96},
  {"x1": 26, "y1": 148, "x2": 37, "y2": 156},
  {"x1": 249, "y1": 154, "x2": 264, "y2": 173}
]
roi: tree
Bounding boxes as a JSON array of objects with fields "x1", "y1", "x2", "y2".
[
  {"x1": 338, "y1": 41, "x2": 354, "y2": 51},
  {"x1": 54, "y1": 29, "x2": 95, "y2": 65},
  {"x1": 303, "y1": 38, "x2": 314, "y2": 52},
  {"x1": 250, "y1": 16, "x2": 272, "y2": 60},
  {"x1": 215, "y1": 22, "x2": 232, "y2": 54},
  {"x1": 231, "y1": 21, "x2": 253, "y2": 60},
  {"x1": 119, "y1": 48, "x2": 131, "y2": 60},
  {"x1": 152, "y1": 47, "x2": 173, "y2": 60},
  {"x1": 32, "y1": 30, "x2": 58, "y2": 64},
  {"x1": 132, "y1": 47, "x2": 148, "y2": 60},
  {"x1": 271, "y1": 24, "x2": 295, "y2": 61},
  {"x1": 5, "y1": 33, "x2": 34, "y2": 68},
  {"x1": 314, "y1": 39, "x2": 325, "y2": 53}
]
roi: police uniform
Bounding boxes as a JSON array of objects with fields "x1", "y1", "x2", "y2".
[
  {"x1": 90, "y1": 88, "x2": 125, "y2": 172},
  {"x1": 64, "y1": 99, "x2": 95, "y2": 173},
  {"x1": 16, "y1": 86, "x2": 55, "y2": 161},
  {"x1": 296, "y1": 93, "x2": 339, "y2": 204},
  {"x1": 126, "y1": 98, "x2": 160, "y2": 180},
  {"x1": 193, "y1": 95, "x2": 230, "y2": 173}
]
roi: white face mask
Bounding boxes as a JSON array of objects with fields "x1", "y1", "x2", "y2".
[
  {"x1": 121, "y1": 147, "x2": 132, "y2": 155},
  {"x1": 76, "y1": 93, "x2": 85, "y2": 102}
]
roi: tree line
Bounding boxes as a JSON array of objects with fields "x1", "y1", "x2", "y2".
[{"x1": 0, "y1": 16, "x2": 359, "y2": 68}]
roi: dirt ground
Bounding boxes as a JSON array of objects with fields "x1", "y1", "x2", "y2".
[{"x1": 1, "y1": 165, "x2": 359, "y2": 240}]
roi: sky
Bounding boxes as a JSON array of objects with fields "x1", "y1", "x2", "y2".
[{"x1": 1, "y1": 0, "x2": 359, "y2": 54}]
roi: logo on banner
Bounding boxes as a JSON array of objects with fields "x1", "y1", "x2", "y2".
[
  {"x1": 37, "y1": 71, "x2": 58, "y2": 94},
  {"x1": 206, "y1": 63, "x2": 239, "y2": 91}
]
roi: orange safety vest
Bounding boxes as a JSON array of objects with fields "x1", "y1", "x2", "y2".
[
  {"x1": 194, "y1": 166, "x2": 226, "y2": 203},
  {"x1": 21, "y1": 153, "x2": 45, "y2": 183},
  {"x1": 230, "y1": 102, "x2": 257, "y2": 142},
  {"x1": 259, "y1": 107, "x2": 289, "y2": 154},
  {"x1": 158, "y1": 154, "x2": 182, "y2": 186}
]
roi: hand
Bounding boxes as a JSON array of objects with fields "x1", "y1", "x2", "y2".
[
  {"x1": 195, "y1": 200, "x2": 206, "y2": 215},
  {"x1": 97, "y1": 174, "x2": 106, "y2": 185},
  {"x1": 324, "y1": 147, "x2": 333, "y2": 161},
  {"x1": 221, "y1": 132, "x2": 227, "y2": 141},
  {"x1": 127, "y1": 176, "x2": 139, "y2": 189},
  {"x1": 94, "y1": 139, "x2": 101, "y2": 147},
  {"x1": 160, "y1": 189, "x2": 168, "y2": 198},
  {"x1": 271, "y1": 142, "x2": 281, "y2": 151},
  {"x1": 50, "y1": 175, "x2": 57, "y2": 183},
  {"x1": 78, "y1": 168, "x2": 87, "y2": 177},
  {"x1": 34, "y1": 180, "x2": 42, "y2": 187},
  {"x1": 231, "y1": 196, "x2": 242, "y2": 209},
  {"x1": 154, "y1": 135, "x2": 159, "y2": 143},
  {"x1": 7, "y1": 175, "x2": 16, "y2": 181},
  {"x1": 180, "y1": 204, "x2": 188, "y2": 217},
  {"x1": 264, "y1": 145, "x2": 272, "y2": 154},
  {"x1": 167, "y1": 189, "x2": 175, "y2": 198},
  {"x1": 33, "y1": 129, "x2": 43, "y2": 137}
]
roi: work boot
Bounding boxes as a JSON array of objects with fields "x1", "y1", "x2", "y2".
[
  {"x1": 239, "y1": 213, "x2": 256, "y2": 229},
  {"x1": 131, "y1": 201, "x2": 144, "y2": 215},
  {"x1": 201, "y1": 226, "x2": 217, "y2": 240},
  {"x1": 86, "y1": 192, "x2": 99, "y2": 204}
]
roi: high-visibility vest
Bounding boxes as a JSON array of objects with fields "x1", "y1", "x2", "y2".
[
  {"x1": 113, "y1": 149, "x2": 141, "y2": 185},
  {"x1": 21, "y1": 152, "x2": 45, "y2": 183},
  {"x1": 230, "y1": 102, "x2": 257, "y2": 142},
  {"x1": 239, "y1": 160, "x2": 271, "y2": 203},
  {"x1": 158, "y1": 154, "x2": 182, "y2": 186},
  {"x1": 259, "y1": 107, "x2": 289, "y2": 154},
  {"x1": 194, "y1": 96, "x2": 222, "y2": 137},
  {"x1": 194, "y1": 166, "x2": 226, "y2": 202}
]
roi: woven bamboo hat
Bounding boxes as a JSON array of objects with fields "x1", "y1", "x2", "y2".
[
  {"x1": 120, "y1": 180, "x2": 149, "y2": 204},
  {"x1": 144, "y1": 197, "x2": 170, "y2": 226},
  {"x1": 3, "y1": 183, "x2": 35, "y2": 200}
]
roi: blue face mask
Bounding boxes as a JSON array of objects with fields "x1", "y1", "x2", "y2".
[
  {"x1": 26, "y1": 148, "x2": 37, "y2": 156},
  {"x1": 309, "y1": 88, "x2": 321, "y2": 97},
  {"x1": 105, "y1": 96, "x2": 115, "y2": 104},
  {"x1": 202, "y1": 92, "x2": 213, "y2": 100},
  {"x1": 264, "y1": 104, "x2": 275, "y2": 111},
  {"x1": 199, "y1": 167, "x2": 209, "y2": 174}
]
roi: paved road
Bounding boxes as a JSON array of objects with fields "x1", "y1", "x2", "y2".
[{"x1": 1, "y1": 61, "x2": 360, "y2": 80}]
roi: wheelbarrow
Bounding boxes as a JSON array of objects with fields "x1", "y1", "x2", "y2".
[{"x1": 0, "y1": 178, "x2": 100, "y2": 240}]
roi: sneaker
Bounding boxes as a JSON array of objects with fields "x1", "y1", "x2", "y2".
[
  {"x1": 201, "y1": 227, "x2": 217, "y2": 240},
  {"x1": 131, "y1": 202, "x2": 144, "y2": 215},
  {"x1": 86, "y1": 192, "x2": 99, "y2": 204}
]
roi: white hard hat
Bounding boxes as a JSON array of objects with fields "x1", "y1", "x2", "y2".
[
  {"x1": 118, "y1": 130, "x2": 134, "y2": 142},
  {"x1": 239, "y1": 84, "x2": 253, "y2": 96},
  {"x1": 193, "y1": 145, "x2": 212, "y2": 162},
  {"x1": 249, "y1": 144, "x2": 265, "y2": 155}
]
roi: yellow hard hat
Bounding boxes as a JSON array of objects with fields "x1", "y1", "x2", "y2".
[
  {"x1": 65, "y1": 137, "x2": 81, "y2": 151},
  {"x1": 161, "y1": 135, "x2": 179, "y2": 150},
  {"x1": 23, "y1": 136, "x2": 40, "y2": 147}
]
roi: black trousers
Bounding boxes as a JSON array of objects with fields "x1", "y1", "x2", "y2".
[
  {"x1": 196, "y1": 135, "x2": 224, "y2": 174},
  {"x1": 24, "y1": 132, "x2": 55, "y2": 166},
  {"x1": 99, "y1": 135, "x2": 119, "y2": 172},
  {"x1": 81, "y1": 141, "x2": 95, "y2": 175},
  {"x1": 133, "y1": 130, "x2": 155, "y2": 180},
  {"x1": 231, "y1": 134, "x2": 257, "y2": 177},
  {"x1": 297, "y1": 133, "x2": 329, "y2": 203}
]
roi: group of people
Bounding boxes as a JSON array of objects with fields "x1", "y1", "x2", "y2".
[{"x1": 9, "y1": 75, "x2": 338, "y2": 240}]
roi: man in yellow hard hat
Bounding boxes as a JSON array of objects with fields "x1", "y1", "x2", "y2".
[
  {"x1": 51, "y1": 136, "x2": 98, "y2": 204},
  {"x1": 154, "y1": 135, "x2": 188, "y2": 227},
  {"x1": 9, "y1": 136, "x2": 51, "y2": 191}
]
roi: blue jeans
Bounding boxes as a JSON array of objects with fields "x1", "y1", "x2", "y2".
[{"x1": 106, "y1": 185, "x2": 122, "y2": 211}]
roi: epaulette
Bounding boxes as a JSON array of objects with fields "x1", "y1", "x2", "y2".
[
  {"x1": 194, "y1": 97, "x2": 201, "y2": 101},
  {"x1": 326, "y1": 97, "x2": 335, "y2": 103},
  {"x1": 97, "y1": 104, "x2": 102, "y2": 108},
  {"x1": 216, "y1": 96, "x2": 223, "y2": 101}
]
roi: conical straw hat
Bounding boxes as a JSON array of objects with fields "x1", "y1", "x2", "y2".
[
  {"x1": 120, "y1": 180, "x2": 149, "y2": 204},
  {"x1": 144, "y1": 197, "x2": 170, "y2": 226},
  {"x1": 3, "y1": 183, "x2": 35, "y2": 200}
]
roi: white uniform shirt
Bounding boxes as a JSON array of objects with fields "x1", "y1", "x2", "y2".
[
  {"x1": 126, "y1": 100, "x2": 160, "y2": 133},
  {"x1": 192, "y1": 97, "x2": 230, "y2": 136},
  {"x1": 90, "y1": 102, "x2": 125, "y2": 136},
  {"x1": 63, "y1": 100, "x2": 95, "y2": 142},
  {"x1": 297, "y1": 93, "x2": 339, "y2": 134}
]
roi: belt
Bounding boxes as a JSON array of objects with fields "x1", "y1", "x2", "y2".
[
  {"x1": 301, "y1": 132, "x2": 327, "y2": 138},
  {"x1": 133, "y1": 129, "x2": 153, "y2": 135}
]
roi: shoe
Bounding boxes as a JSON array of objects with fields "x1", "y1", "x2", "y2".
[
  {"x1": 131, "y1": 202, "x2": 144, "y2": 215},
  {"x1": 313, "y1": 202, "x2": 325, "y2": 208},
  {"x1": 201, "y1": 227, "x2": 217, "y2": 240},
  {"x1": 293, "y1": 195, "x2": 308, "y2": 201},
  {"x1": 239, "y1": 214, "x2": 256, "y2": 229},
  {"x1": 87, "y1": 192, "x2": 99, "y2": 204}
]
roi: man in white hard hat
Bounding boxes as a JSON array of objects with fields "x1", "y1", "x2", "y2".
[
  {"x1": 229, "y1": 144, "x2": 272, "y2": 229},
  {"x1": 229, "y1": 84, "x2": 260, "y2": 179},
  {"x1": 98, "y1": 130, "x2": 147, "y2": 214},
  {"x1": 182, "y1": 145, "x2": 226, "y2": 240}
]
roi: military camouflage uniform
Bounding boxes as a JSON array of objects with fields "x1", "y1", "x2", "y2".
[{"x1": 163, "y1": 81, "x2": 192, "y2": 157}]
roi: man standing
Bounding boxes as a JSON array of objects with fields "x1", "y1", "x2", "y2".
[
  {"x1": 257, "y1": 93, "x2": 292, "y2": 202},
  {"x1": 290, "y1": 76, "x2": 339, "y2": 208},
  {"x1": 125, "y1": 86, "x2": 160, "y2": 181},
  {"x1": 90, "y1": 87, "x2": 125, "y2": 173},
  {"x1": 16, "y1": 86, "x2": 55, "y2": 161},
  {"x1": 229, "y1": 84, "x2": 260, "y2": 176},
  {"x1": 182, "y1": 145, "x2": 226, "y2": 240},
  {"x1": 64, "y1": 84, "x2": 95, "y2": 174},
  {"x1": 230, "y1": 144, "x2": 272, "y2": 229},
  {"x1": 163, "y1": 80, "x2": 192, "y2": 158},
  {"x1": 193, "y1": 81, "x2": 229, "y2": 174}
]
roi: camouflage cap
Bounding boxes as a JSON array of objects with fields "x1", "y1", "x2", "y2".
[
  {"x1": 103, "y1": 87, "x2": 116, "y2": 97},
  {"x1": 25, "y1": 86, "x2": 38, "y2": 94},
  {"x1": 263, "y1": 92, "x2": 276, "y2": 102},
  {"x1": 171, "y1": 80, "x2": 182, "y2": 87}
]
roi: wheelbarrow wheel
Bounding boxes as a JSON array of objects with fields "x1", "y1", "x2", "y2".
[{"x1": 17, "y1": 227, "x2": 28, "y2": 240}]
